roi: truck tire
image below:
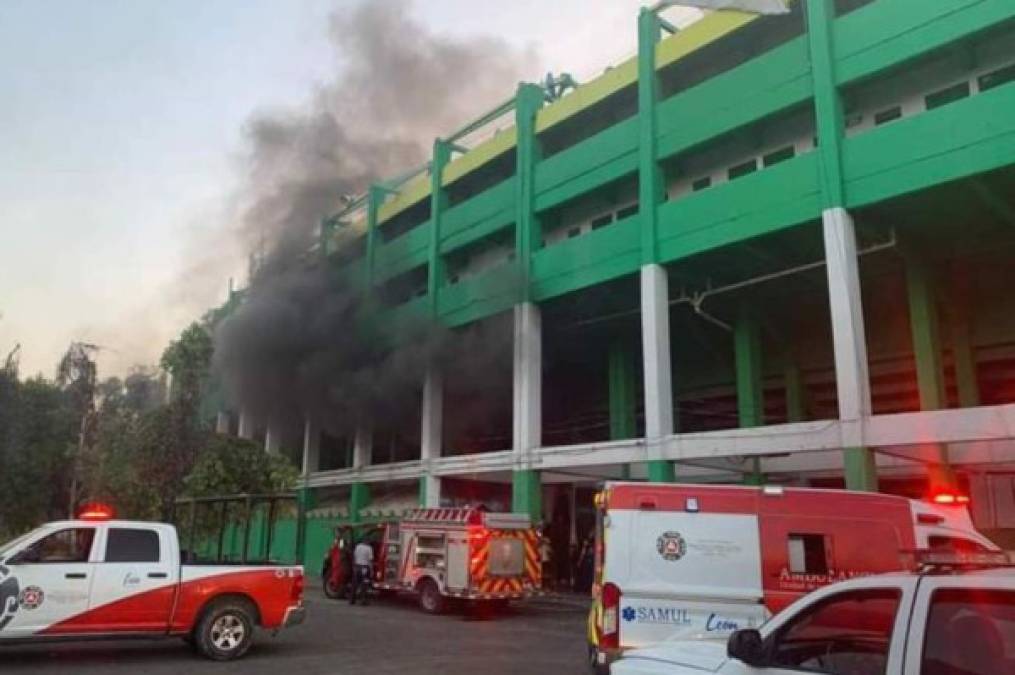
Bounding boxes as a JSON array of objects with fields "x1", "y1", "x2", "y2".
[
  {"x1": 418, "y1": 578, "x2": 446, "y2": 615},
  {"x1": 588, "y1": 644, "x2": 609, "y2": 675},
  {"x1": 323, "y1": 571, "x2": 344, "y2": 600},
  {"x1": 194, "y1": 598, "x2": 256, "y2": 661}
]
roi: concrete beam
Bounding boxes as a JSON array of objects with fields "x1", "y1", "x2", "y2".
[{"x1": 305, "y1": 404, "x2": 1015, "y2": 487}]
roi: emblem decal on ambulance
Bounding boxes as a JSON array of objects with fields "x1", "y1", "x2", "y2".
[
  {"x1": 18, "y1": 586, "x2": 44, "y2": 611},
  {"x1": 656, "y1": 531, "x2": 687, "y2": 561},
  {"x1": 0, "y1": 565, "x2": 19, "y2": 631}
]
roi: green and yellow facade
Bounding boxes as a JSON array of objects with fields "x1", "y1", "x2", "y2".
[{"x1": 226, "y1": 0, "x2": 1015, "y2": 560}]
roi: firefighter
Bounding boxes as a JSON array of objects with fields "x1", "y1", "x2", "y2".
[{"x1": 349, "y1": 536, "x2": 374, "y2": 606}]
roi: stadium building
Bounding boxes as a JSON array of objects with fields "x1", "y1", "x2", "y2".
[{"x1": 214, "y1": 0, "x2": 1015, "y2": 562}]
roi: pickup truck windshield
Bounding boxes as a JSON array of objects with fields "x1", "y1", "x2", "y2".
[{"x1": 0, "y1": 529, "x2": 42, "y2": 561}]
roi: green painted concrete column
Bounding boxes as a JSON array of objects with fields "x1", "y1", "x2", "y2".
[
  {"x1": 427, "y1": 140, "x2": 452, "y2": 316},
  {"x1": 647, "y1": 461, "x2": 676, "y2": 483},
  {"x1": 735, "y1": 305, "x2": 765, "y2": 485},
  {"x1": 949, "y1": 301, "x2": 980, "y2": 408},
  {"x1": 609, "y1": 339, "x2": 638, "y2": 441},
  {"x1": 906, "y1": 253, "x2": 947, "y2": 410},
  {"x1": 806, "y1": 0, "x2": 846, "y2": 210},
  {"x1": 512, "y1": 83, "x2": 546, "y2": 512},
  {"x1": 512, "y1": 469, "x2": 542, "y2": 521},
  {"x1": 784, "y1": 361, "x2": 807, "y2": 423},
  {"x1": 295, "y1": 486, "x2": 315, "y2": 564},
  {"x1": 514, "y1": 83, "x2": 545, "y2": 297},
  {"x1": 349, "y1": 482, "x2": 371, "y2": 524},
  {"x1": 806, "y1": 0, "x2": 877, "y2": 491},
  {"x1": 638, "y1": 8, "x2": 675, "y2": 484},
  {"x1": 904, "y1": 249, "x2": 957, "y2": 489},
  {"x1": 609, "y1": 339, "x2": 637, "y2": 480},
  {"x1": 637, "y1": 7, "x2": 665, "y2": 265},
  {"x1": 364, "y1": 185, "x2": 384, "y2": 291},
  {"x1": 418, "y1": 476, "x2": 428, "y2": 507}
]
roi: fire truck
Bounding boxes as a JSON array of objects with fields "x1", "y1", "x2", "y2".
[{"x1": 324, "y1": 507, "x2": 541, "y2": 613}]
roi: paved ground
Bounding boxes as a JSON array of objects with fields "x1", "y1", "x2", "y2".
[{"x1": 1, "y1": 584, "x2": 591, "y2": 674}]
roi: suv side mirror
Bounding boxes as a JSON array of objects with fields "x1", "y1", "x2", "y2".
[{"x1": 727, "y1": 628, "x2": 766, "y2": 667}]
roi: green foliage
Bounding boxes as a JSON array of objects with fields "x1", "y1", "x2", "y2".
[
  {"x1": 161, "y1": 322, "x2": 213, "y2": 406},
  {"x1": 0, "y1": 322, "x2": 295, "y2": 539},
  {"x1": 0, "y1": 375, "x2": 77, "y2": 536},
  {"x1": 184, "y1": 434, "x2": 299, "y2": 498}
]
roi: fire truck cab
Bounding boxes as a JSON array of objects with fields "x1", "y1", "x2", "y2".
[
  {"x1": 587, "y1": 482, "x2": 998, "y2": 672},
  {"x1": 374, "y1": 507, "x2": 541, "y2": 614}
]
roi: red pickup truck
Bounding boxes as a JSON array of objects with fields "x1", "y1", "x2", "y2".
[{"x1": 0, "y1": 511, "x2": 305, "y2": 660}]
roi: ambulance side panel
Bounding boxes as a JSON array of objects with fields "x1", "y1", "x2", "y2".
[
  {"x1": 758, "y1": 492, "x2": 916, "y2": 612},
  {"x1": 606, "y1": 508, "x2": 766, "y2": 649}
]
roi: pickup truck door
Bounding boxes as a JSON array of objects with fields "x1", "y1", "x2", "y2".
[
  {"x1": 718, "y1": 581, "x2": 917, "y2": 675},
  {"x1": 903, "y1": 575, "x2": 1015, "y2": 675},
  {"x1": 0, "y1": 526, "x2": 97, "y2": 638},
  {"x1": 86, "y1": 525, "x2": 176, "y2": 633}
]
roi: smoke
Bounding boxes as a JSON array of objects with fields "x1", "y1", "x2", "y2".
[{"x1": 213, "y1": 0, "x2": 532, "y2": 437}]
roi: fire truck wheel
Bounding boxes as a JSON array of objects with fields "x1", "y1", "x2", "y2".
[
  {"x1": 417, "y1": 578, "x2": 446, "y2": 614},
  {"x1": 323, "y1": 574, "x2": 345, "y2": 600},
  {"x1": 194, "y1": 598, "x2": 256, "y2": 661}
]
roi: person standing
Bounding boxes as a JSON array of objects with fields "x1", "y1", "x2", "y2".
[{"x1": 350, "y1": 538, "x2": 374, "y2": 606}]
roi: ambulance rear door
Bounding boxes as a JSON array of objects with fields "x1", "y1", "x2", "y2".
[{"x1": 606, "y1": 505, "x2": 766, "y2": 649}]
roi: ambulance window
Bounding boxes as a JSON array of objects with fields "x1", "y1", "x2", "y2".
[
  {"x1": 105, "y1": 528, "x2": 160, "y2": 563},
  {"x1": 26, "y1": 528, "x2": 95, "y2": 563},
  {"x1": 788, "y1": 534, "x2": 828, "y2": 574},
  {"x1": 770, "y1": 589, "x2": 901, "y2": 673}
]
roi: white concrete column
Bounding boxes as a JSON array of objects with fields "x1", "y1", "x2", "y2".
[
  {"x1": 237, "y1": 410, "x2": 255, "y2": 440},
  {"x1": 353, "y1": 427, "x2": 372, "y2": 469},
  {"x1": 420, "y1": 368, "x2": 443, "y2": 507},
  {"x1": 640, "y1": 264, "x2": 675, "y2": 449},
  {"x1": 215, "y1": 411, "x2": 230, "y2": 434},
  {"x1": 512, "y1": 302, "x2": 542, "y2": 462},
  {"x1": 301, "y1": 417, "x2": 320, "y2": 477},
  {"x1": 264, "y1": 419, "x2": 281, "y2": 454},
  {"x1": 822, "y1": 208, "x2": 872, "y2": 441}
]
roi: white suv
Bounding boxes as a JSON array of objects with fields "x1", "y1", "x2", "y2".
[{"x1": 612, "y1": 552, "x2": 1015, "y2": 675}]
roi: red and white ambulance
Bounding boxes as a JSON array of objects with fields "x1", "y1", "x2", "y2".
[
  {"x1": 0, "y1": 507, "x2": 304, "y2": 660},
  {"x1": 587, "y1": 482, "x2": 998, "y2": 671}
]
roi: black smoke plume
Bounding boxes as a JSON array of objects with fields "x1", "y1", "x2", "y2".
[{"x1": 213, "y1": 1, "x2": 530, "y2": 441}]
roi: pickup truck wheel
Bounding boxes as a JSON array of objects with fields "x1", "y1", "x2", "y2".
[
  {"x1": 195, "y1": 599, "x2": 255, "y2": 661},
  {"x1": 418, "y1": 578, "x2": 445, "y2": 615}
]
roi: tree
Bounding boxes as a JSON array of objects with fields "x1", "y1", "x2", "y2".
[
  {"x1": 161, "y1": 323, "x2": 213, "y2": 408},
  {"x1": 57, "y1": 342, "x2": 100, "y2": 516},
  {"x1": 0, "y1": 375, "x2": 76, "y2": 536}
]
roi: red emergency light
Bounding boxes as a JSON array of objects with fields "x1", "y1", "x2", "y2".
[
  {"x1": 930, "y1": 492, "x2": 970, "y2": 506},
  {"x1": 77, "y1": 502, "x2": 116, "y2": 521}
]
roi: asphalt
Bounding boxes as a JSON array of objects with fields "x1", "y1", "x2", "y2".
[{"x1": 0, "y1": 584, "x2": 592, "y2": 674}]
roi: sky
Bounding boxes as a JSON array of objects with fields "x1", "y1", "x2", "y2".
[{"x1": 0, "y1": 0, "x2": 698, "y2": 379}]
